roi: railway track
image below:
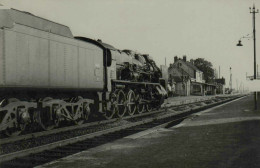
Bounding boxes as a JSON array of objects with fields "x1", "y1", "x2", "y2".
[
  {"x1": 0, "y1": 95, "x2": 245, "y2": 168},
  {"x1": 0, "y1": 95, "x2": 224, "y2": 144},
  {"x1": 0, "y1": 108, "x2": 165, "y2": 145}
]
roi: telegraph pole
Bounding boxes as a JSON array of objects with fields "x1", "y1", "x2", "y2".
[
  {"x1": 219, "y1": 66, "x2": 220, "y2": 78},
  {"x1": 250, "y1": 4, "x2": 258, "y2": 110},
  {"x1": 257, "y1": 64, "x2": 259, "y2": 77},
  {"x1": 236, "y1": 79, "x2": 238, "y2": 92},
  {"x1": 229, "y1": 67, "x2": 232, "y2": 93}
]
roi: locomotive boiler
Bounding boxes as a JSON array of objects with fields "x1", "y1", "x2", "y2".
[{"x1": 0, "y1": 8, "x2": 167, "y2": 136}]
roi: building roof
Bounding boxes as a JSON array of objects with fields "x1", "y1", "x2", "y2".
[
  {"x1": 169, "y1": 56, "x2": 204, "y2": 83},
  {"x1": 169, "y1": 59, "x2": 201, "y2": 72},
  {"x1": 185, "y1": 61, "x2": 201, "y2": 72},
  {"x1": 169, "y1": 67, "x2": 191, "y2": 82},
  {"x1": 169, "y1": 66, "x2": 190, "y2": 76}
]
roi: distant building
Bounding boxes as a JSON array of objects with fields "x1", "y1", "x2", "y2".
[
  {"x1": 214, "y1": 77, "x2": 225, "y2": 94},
  {"x1": 168, "y1": 55, "x2": 216, "y2": 96},
  {"x1": 168, "y1": 65, "x2": 191, "y2": 96}
]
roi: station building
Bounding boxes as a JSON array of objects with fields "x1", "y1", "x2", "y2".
[{"x1": 168, "y1": 56, "x2": 217, "y2": 96}]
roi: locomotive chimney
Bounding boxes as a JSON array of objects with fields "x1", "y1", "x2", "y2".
[
  {"x1": 174, "y1": 56, "x2": 178, "y2": 63},
  {"x1": 183, "y1": 55, "x2": 187, "y2": 62}
]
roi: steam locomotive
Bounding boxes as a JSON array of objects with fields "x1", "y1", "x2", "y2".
[{"x1": 0, "y1": 8, "x2": 167, "y2": 136}]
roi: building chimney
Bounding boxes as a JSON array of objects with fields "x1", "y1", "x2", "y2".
[
  {"x1": 183, "y1": 55, "x2": 187, "y2": 62},
  {"x1": 174, "y1": 56, "x2": 178, "y2": 63}
]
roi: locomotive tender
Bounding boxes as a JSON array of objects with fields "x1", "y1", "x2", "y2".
[{"x1": 0, "y1": 8, "x2": 167, "y2": 136}]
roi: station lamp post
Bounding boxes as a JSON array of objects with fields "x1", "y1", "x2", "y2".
[{"x1": 237, "y1": 4, "x2": 258, "y2": 110}]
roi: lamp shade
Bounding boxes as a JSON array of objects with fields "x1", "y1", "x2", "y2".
[{"x1": 237, "y1": 40, "x2": 243, "y2": 46}]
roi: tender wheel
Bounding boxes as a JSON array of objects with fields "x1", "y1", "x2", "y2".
[
  {"x1": 83, "y1": 103, "x2": 90, "y2": 120},
  {"x1": 38, "y1": 97, "x2": 55, "y2": 131},
  {"x1": 116, "y1": 90, "x2": 126, "y2": 118},
  {"x1": 75, "y1": 105, "x2": 85, "y2": 125},
  {"x1": 136, "y1": 94, "x2": 145, "y2": 114},
  {"x1": 53, "y1": 105, "x2": 61, "y2": 127},
  {"x1": 76, "y1": 103, "x2": 90, "y2": 125},
  {"x1": 4, "y1": 127, "x2": 22, "y2": 137},
  {"x1": 104, "y1": 93, "x2": 117, "y2": 119},
  {"x1": 74, "y1": 97, "x2": 86, "y2": 125},
  {"x1": 126, "y1": 90, "x2": 136, "y2": 116},
  {"x1": 4, "y1": 98, "x2": 22, "y2": 136},
  {"x1": 17, "y1": 107, "x2": 30, "y2": 131},
  {"x1": 0, "y1": 99, "x2": 6, "y2": 107}
]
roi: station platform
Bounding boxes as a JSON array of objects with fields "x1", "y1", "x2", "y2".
[
  {"x1": 163, "y1": 94, "x2": 225, "y2": 107},
  {"x1": 38, "y1": 94, "x2": 260, "y2": 168}
]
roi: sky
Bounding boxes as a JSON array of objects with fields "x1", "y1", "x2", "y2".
[{"x1": 1, "y1": 0, "x2": 260, "y2": 90}]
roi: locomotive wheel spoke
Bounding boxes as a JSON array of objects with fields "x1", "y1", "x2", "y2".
[
  {"x1": 127, "y1": 90, "x2": 136, "y2": 116},
  {"x1": 146, "y1": 103, "x2": 152, "y2": 112},
  {"x1": 104, "y1": 110, "x2": 115, "y2": 120},
  {"x1": 116, "y1": 90, "x2": 126, "y2": 118},
  {"x1": 136, "y1": 94, "x2": 145, "y2": 114}
]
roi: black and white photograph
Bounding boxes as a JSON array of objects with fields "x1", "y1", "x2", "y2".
[{"x1": 0, "y1": 0, "x2": 259, "y2": 167}]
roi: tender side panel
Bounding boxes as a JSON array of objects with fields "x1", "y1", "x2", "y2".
[
  {"x1": 29, "y1": 33, "x2": 49, "y2": 86},
  {"x1": 78, "y1": 41, "x2": 104, "y2": 89},
  {"x1": 48, "y1": 30, "x2": 104, "y2": 90},
  {"x1": 49, "y1": 38, "x2": 66, "y2": 87},
  {"x1": 3, "y1": 24, "x2": 104, "y2": 90},
  {"x1": 4, "y1": 24, "x2": 49, "y2": 86},
  {"x1": 49, "y1": 37, "x2": 79, "y2": 88}
]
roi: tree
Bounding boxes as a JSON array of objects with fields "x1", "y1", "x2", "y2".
[{"x1": 193, "y1": 58, "x2": 214, "y2": 83}]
